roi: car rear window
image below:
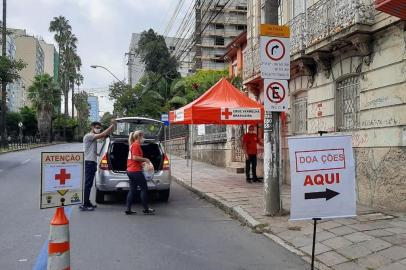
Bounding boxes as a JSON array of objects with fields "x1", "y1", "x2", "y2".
[{"x1": 114, "y1": 121, "x2": 162, "y2": 140}]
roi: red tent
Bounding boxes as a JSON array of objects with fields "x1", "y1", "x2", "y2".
[{"x1": 169, "y1": 78, "x2": 264, "y2": 125}]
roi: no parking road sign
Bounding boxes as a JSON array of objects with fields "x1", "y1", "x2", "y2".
[
  {"x1": 264, "y1": 79, "x2": 288, "y2": 112},
  {"x1": 287, "y1": 135, "x2": 356, "y2": 220}
]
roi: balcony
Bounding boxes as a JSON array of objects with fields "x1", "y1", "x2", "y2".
[
  {"x1": 289, "y1": 13, "x2": 306, "y2": 56},
  {"x1": 243, "y1": 0, "x2": 375, "y2": 82},
  {"x1": 242, "y1": 43, "x2": 260, "y2": 83},
  {"x1": 288, "y1": 0, "x2": 375, "y2": 55}
]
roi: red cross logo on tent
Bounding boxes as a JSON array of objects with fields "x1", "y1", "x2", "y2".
[
  {"x1": 221, "y1": 108, "x2": 233, "y2": 119},
  {"x1": 55, "y1": 169, "x2": 71, "y2": 185}
]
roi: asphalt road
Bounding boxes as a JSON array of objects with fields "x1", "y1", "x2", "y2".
[{"x1": 0, "y1": 143, "x2": 308, "y2": 270}]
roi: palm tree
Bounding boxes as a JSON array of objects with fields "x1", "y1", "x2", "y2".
[
  {"x1": 60, "y1": 31, "x2": 78, "y2": 118},
  {"x1": 49, "y1": 16, "x2": 71, "y2": 87},
  {"x1": 28, "y1": 74, "x2": 60, "y2": 142},
  {"x1": 69, "y1": 52, "x2": 82, "y2": 118},
  {"x1": 74, "y1": 91, "x2": 89, "y2": 138}
]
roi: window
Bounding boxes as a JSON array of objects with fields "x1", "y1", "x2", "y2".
[
  {"x1": 215, "y1": 23, "x2": 225, "y2": 29},
  {"x1": 213, "y1": 54, "x2": 224, "y2": 63},
  {"x1": 214, "y1": 36, "x2": 225, "y2": 46},
  {"x1": 236, "y1": 24, "x2": 246, "y2": 31},
  {"x1": 292, "y1": 0, "x2": 305, "y2": 18},
  {"x1": 336, "y1": 76, "x2": 360, "y2": 131},
  {"x1": 293, "y1": 95, "x2": 308, "y2": 134},
  {"x1": 236, "y1": 5, "x2": 247, "y2": 11}
]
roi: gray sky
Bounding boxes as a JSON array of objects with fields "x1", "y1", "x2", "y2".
[{"x1": 5, "y1": 0, "x2": 183, "y2": 114}]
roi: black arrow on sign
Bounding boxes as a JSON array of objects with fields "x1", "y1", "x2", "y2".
[
  {"x1": 271, "y1": 45, "x2": 279, "y2": 55},
  {"x1": 304, "y1": 188, "x2": 340, "y2": 201}
]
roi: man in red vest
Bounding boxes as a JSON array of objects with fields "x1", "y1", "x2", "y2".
[{"x1": 242, "y1": 125, "x2": 262, "y2": 183}]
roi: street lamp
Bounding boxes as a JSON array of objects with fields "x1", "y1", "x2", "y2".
[{"x1": 90, "y1": 65, "x2": 126, "y2": 85}]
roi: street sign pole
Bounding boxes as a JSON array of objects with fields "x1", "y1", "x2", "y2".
[{"x1": 263, "y1": 1, "x2": 287, "y2": 215}]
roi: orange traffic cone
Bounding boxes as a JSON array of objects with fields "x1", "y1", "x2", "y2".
[{"x1": 48, "y1": 207, "x2": 70, "y2": 270}]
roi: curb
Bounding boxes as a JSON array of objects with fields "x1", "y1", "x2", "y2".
[{"x1": 172, "y1": 174, "x2": 332, "y2": 270}]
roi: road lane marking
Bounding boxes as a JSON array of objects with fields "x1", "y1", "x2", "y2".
[
  {"x1": 20, "y1": 159, "x2": 31, "y2": 165},
  {"x1": 32, "y1": 207, "x2": 72, "y2": 270}
]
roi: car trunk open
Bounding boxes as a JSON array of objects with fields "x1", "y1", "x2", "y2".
[{"x1": 109, "y1": 139, "x2": 163, "y2": 173}]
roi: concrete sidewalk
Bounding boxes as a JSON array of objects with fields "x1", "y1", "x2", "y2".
[{"x1": 171, "y1": 157, "x2": 406, "y2": 270}]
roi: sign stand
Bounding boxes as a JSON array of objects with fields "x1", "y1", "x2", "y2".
[
  {"x1": 310, "y1": 130, "x2": 328, "y2": 270},
  {"x1": 311, "y1": 217, "x2": 321, "y2": 270}
]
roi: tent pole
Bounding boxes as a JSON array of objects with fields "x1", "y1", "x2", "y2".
[
  {"x1": 169, "y1": 124, "x2": 171, "y2": 172},
  {"x1": 190, "y1": 124, "x2": 193, "y2": 188}
]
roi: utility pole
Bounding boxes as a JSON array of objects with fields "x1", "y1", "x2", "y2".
[
  {"x1": 263, "y1": 0, "x2": 281, "y2": 215},
  {"x1": 1, "y1": 0, "x2": 7, "y2": 148}
]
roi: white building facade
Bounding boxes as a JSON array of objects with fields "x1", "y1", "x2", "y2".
[{"x1": 243, "y1": 0, "x2": 406, "y2": 211}]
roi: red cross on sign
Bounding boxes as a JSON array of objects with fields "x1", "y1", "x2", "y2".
[
  {"x1": 55, "y1": 169, "x2": 71, "y2": 185},
  {"x1": 222, "y1": 108, "x2": 233, "y2": 119}
]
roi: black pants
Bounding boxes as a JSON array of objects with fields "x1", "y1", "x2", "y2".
[
  {"x1": 126, "y1": 171, "x2": 149, "y2": 211},
  {"x1": 246, "y1": 155, "x2": 258, "y2": 180},
  {"x1": 84, "y1": 161, "x2": 97, "y2": 206}
]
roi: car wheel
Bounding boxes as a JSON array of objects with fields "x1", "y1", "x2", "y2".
[
  {"x1": 95, "y1": 189, "x2": 105, "y2": 204},
  {"x1": 159, "y1": 189, "x2": 170, "y2": 202}
]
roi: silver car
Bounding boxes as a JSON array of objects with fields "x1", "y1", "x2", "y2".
[{"x1": 95, "y1": 117, "x2": 171, "y2": 203}]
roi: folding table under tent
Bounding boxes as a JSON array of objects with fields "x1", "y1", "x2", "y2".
[{"x1": 169, "y1": 77, "x2": 264, "y2": 186}]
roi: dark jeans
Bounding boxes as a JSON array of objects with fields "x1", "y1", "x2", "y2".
[
  {"x1": 126, "y1": 171, "x2": 149, "y2": 211},
  {"x1": 246, "y1": 155, "x2": 258, "y2": 180},
  {"x1": 84, "y1": 161, "x2": 97, "y2": 206}
]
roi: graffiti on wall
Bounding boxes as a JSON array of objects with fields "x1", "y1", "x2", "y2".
[{"x1": 308, "y1": 118, "x2": 335, "y2": 133}]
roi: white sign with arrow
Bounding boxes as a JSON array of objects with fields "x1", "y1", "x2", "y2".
[{"x1": 288, "y1": 135, "x2": 356, "y2": 220}]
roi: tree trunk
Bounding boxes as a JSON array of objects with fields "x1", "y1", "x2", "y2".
[
  {"x1": 71, "y1": 81, "x2": 74, "y2": 118},
  {"x1": 38, "y1": 105, "x2": 53, "y2": 143},
  {"x1": 64, "y1": 75, "x2": 69, "y2": 117}
]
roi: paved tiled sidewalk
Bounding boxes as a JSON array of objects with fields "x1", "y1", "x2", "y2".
[{"x1": 171, "y1": 157, "x2": 406, "y2": 270}]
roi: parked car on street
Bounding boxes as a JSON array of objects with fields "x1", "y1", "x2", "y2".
[{"x1": 95, "y1": 117, "x2": 171, "y2": 203}]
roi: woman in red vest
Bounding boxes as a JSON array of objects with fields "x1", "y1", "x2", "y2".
[{"x1": 126, "y1": 130, "x2": 155, "y2": 215}]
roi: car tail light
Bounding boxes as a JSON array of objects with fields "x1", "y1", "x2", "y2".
[
  {"x1": 163, "y1": 154, "x2": 170, "y2": 170},
  {"x1": 99, "y1": 153, "x2": 109, "y2": 170}
]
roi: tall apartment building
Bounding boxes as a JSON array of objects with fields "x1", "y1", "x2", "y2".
[
  {"x1": 39, "y1": 40, "x2": 59, "y2": 81},
  {"x1": 127, "y1": 33, "x2": 192, "y2": 87},
  {"x1": 0, "y1": 33, "x2": 26, "y2": 112},
  {"x1": 194, "y1": 0, "x2": 247, "y2": 70},
  {"x1": 12, "y1": 29, "x2": 45, "y2": 108},
  {"x1": 87, "y1": 95, "x2": 100, "y2": 122}
]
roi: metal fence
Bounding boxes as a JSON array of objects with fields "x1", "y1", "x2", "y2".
[{"x1": 0, "y1": 136, "x2": 44, "y2": 152}]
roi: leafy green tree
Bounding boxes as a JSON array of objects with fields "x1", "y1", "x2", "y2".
[
  {"x1": 100, "y1": 112, "x2": 113, "y2": 128},
  {"x1": 0, "y1": 56, "x2": 26, "y2": 142},
  {"x1": 28, "y1": 74, "x2": 61, "y2": 142},
  {"x1": 109, "y1": 78, "x2": 163, "y2": 119},
  {"x1": 137, "y1": 29, "x2": 179, "y2": 79},
  {"x1": 6, "y1": 112, "x2": 22, "y2": 137},
  {"x1": 73, "y1": 91, "x2": 89, "y2": 138},
  {"x1": 20, "y1": 106, "x2": 37, "y2": 136},
  {"x1": 170, "y1": 69, "x2": 229, "y2": 106}
]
